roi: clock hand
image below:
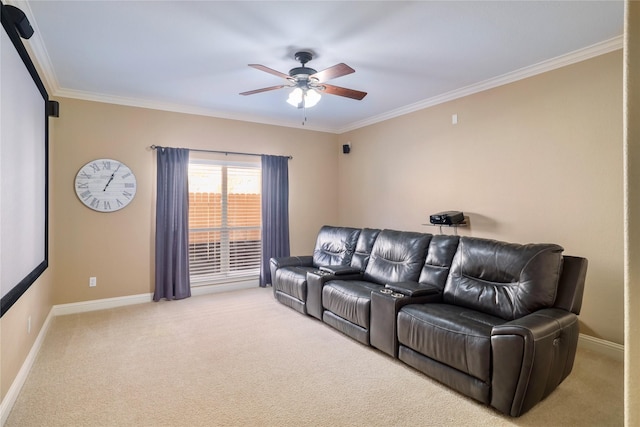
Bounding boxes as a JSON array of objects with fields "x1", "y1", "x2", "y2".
[
  {"x1": 103, "y1": 176, "x2": 114, "y2": 191},
  {"x1": 103, "y1": 164, "x2": 122, "y2": 191}
]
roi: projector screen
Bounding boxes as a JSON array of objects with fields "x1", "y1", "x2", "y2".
[{"x1": 0, "y1": 3, "x2": 49, "y2": 317}]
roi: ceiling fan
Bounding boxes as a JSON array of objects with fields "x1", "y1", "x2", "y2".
[{"x1": 240, "y1": 51, "x2": 367, "y2": 108}]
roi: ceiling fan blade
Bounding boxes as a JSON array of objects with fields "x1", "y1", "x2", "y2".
[
  {"x1": 321, "y1": 84, "x2": 367, "y2": 100},
  {"x1": 240, "y1": 85, "x2": 286, "y2": 96},
  {"x1": 310, "y1": 63, "x2": 355, "y2": 83},
  {"x1": 248, "y1": 64, "x2": 290, "y2": 79}
]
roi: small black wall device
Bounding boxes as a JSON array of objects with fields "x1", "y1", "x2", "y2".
[
  {"x1": 430, "y1": 211, "x2": 465, "y2": 225},
  {"x1": 342, "y1": 144, "x2": 351, "y2": 154}
]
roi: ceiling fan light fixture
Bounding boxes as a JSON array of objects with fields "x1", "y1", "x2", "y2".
[
  {"x1": 304, "y1": 88, "x2": 321, "y2": 108},
  {"x1": 286, "y1": 87, "x2": 321, "y2": 109},
  {"x1": 286, "y1": 87, "x2": 304, "y2": 107}
]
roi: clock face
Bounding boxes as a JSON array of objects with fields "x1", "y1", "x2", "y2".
[{"x1": 74, "y1": 159, "x2": 137, "y2": 212}]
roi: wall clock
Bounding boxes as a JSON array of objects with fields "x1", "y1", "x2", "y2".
[{"x1": 74, "y1": 158, "x2": 137, "y2": 212}]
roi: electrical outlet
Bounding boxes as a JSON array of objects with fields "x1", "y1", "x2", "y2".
[{"x1": 89, "y1": 277, "x2": 97, "y2": 287}]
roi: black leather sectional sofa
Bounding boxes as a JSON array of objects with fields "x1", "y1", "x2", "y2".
[{"x1": 270, "y1": 225, "x2": 588, "y2": 417}]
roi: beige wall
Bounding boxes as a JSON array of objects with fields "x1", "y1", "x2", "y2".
[
  {"x1": 625, "y1": 1, "x2": 639, "y2": 425},
  {"x1": 339, "y1": 51, "x2": 624, "y2": 345},
  {"x1": 51, "y1": 99, "x2": 340, "y2": 304},
  {"x1": 0, "y1": 272, "x2": 54, "y2": 401}
]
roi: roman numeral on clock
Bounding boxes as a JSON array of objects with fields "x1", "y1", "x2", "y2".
[{"x1": 76, "y1": 159, "x2": 136, "y2": 212}]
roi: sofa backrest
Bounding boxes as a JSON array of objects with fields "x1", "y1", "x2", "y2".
[
  {"x1": 418, "y1": 235, "x2": 460, "y2": 290},
  {"x1": 443, "y1": 236, "x2": 564, "y2": 320},
  {"x1": 363, "y1": 230, "x2": 431, "y2": 285},
  {"x1": 350, "y1": 228, "x2": 381, "y2": 271},
  {"x1": 553, "y1": 255, "x2": 588, "y2": 315},
  {"x1": 312, "y1": 226, "x2": 361, "y2": 267}
]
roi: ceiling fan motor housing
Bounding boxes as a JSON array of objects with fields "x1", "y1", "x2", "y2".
[
  {"x1": 294, "y1": 51, "x2": 313, "y2": 64},
  {"x1": 290, "y1": 51, "x2": 317, "y2": 79},
  {"x1": 289, "y1": 66, "x2": 317, "y2": 79}
]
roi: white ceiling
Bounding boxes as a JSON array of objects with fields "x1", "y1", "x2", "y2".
[{"x1": 15, "y1": 1, "x2": 624, "y2": 133}]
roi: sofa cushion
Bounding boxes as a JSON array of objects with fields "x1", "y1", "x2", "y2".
[
  {"x1": 322, "y1": 280, "x2": 384, "y2": 329},
  {"x1": 418, "y1": 235, "x2": 460, "y2": 290},
  {"x1": 312, "y1": 226, "x2": 361, "y2": 267},
  {"x1": 350, "y1": 228, "x2": 381, "y2": 271},
  {"x1": 398, "y1": 304, "x2": 506, "y2": 383},
  {"x1": 444, "y1": 237, "x2": 564, "y2": 320},
  {"x1": 363, "y1": 230, "x2": 431, "y2": 285},
  {"x1": 273, "y1": 266, "x2": 316, "y2": 301}
]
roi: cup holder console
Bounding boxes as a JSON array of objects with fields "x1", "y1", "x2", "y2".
[{"x1": 380, "y1": 288, "x2": 404, "y2": 298}]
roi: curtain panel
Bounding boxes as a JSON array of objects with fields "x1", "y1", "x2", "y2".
[
  {"x1": 154, "y1": 147, "x2": 191, "y2": 301},
  {"x1": 260, "y1": 155, "x2": 291, "y2": 287}
]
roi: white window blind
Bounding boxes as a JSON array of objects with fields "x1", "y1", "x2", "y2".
[{"x1": 188, "y1": 161, "x2": 261, "y2": 285}]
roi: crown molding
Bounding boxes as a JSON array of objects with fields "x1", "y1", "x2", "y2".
[
  {"x1": 53, "y1": 32, "x2": 622, "y2": 136},
  {"x1": 5, "y1": 0, "x2": 60, "y2": 95},
  {"x1": 53, "y1": 87, "x2": 336, "y2": 133},
  {"x1": 15, "y1": 0, "x2": 622, "y2": 136},
  {"x1": 337, "y1": 35, "x2": 623, "y2": 134}
]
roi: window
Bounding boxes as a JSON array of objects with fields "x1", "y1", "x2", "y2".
[{"x1": 188, "y1": 160, "x2": 261, "y2": 285}]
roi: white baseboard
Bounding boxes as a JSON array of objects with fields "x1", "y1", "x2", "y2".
[
  {"x1": 0, "y1": 308, "x2": 55, "y2": 426},
  {"x1": 53, "y1": 293, "x2": 154, "y2": 316},
  {"x1": 578, "y1": 333, "x2": 624, "y2": 362},
  {"x1": 52, "y1": 281, "x2": 258, "y2": 316}
]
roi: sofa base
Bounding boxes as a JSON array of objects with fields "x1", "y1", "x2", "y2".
[
  {"x1": 323, "y1": 311, "x2": 369, "y2": 345},
  {"x1": 398, "y1": 345, "x2": 490, "y2": 405},
  {"x1": 274, "y1": 291, "x2": 307, "y2": 315}
]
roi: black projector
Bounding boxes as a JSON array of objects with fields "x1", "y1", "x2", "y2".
[{"x1": 429, "y1": 211, "x2": 465, "y2": 225}]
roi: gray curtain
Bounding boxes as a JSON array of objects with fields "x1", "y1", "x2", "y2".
[
  {"x1": 154, "y1": 147, "x2": 191, "y2": 301},
  {"x1": 260, "y1": 155, "x2": 290, "y2": 287}
]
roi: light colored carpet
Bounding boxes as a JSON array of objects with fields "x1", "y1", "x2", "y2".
[{"x1": 6, "y1": 287, "x2": 623, "y2": 426}]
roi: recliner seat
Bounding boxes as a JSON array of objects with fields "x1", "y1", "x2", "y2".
[
  {"x1": 270, "y1": 225, "x2": 361, "y2": 314},
  {"x1": 305, "y1": 228, "x2": 381, "y2": 320},
  {"x1": 321, "y1": 229, "x2": 432, "y2": 344},
  {"x1": 396, "y1": 236, "x2": 579, "y2": 416}
]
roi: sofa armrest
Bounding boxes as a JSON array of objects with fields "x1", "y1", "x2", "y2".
[
  {"x1": 370, "y1": 287, "x2": 442, "y2": 357},
  {"x1": 270, "y1": 256, "x2": 313, "y2": 269},
  {"x1": 385, "y1": 282, "x2": 440, "y2": 298},
  {"x1": 490, "y1": 308, "x2": 580, "y2": 417},
  {"x1": 320, "y1": 265, "x2": 361, "y2": 275}
]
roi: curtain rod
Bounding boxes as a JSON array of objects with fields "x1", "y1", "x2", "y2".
[{"x1": 150, "y1": 145, "x2": 292, "y2": 160}]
